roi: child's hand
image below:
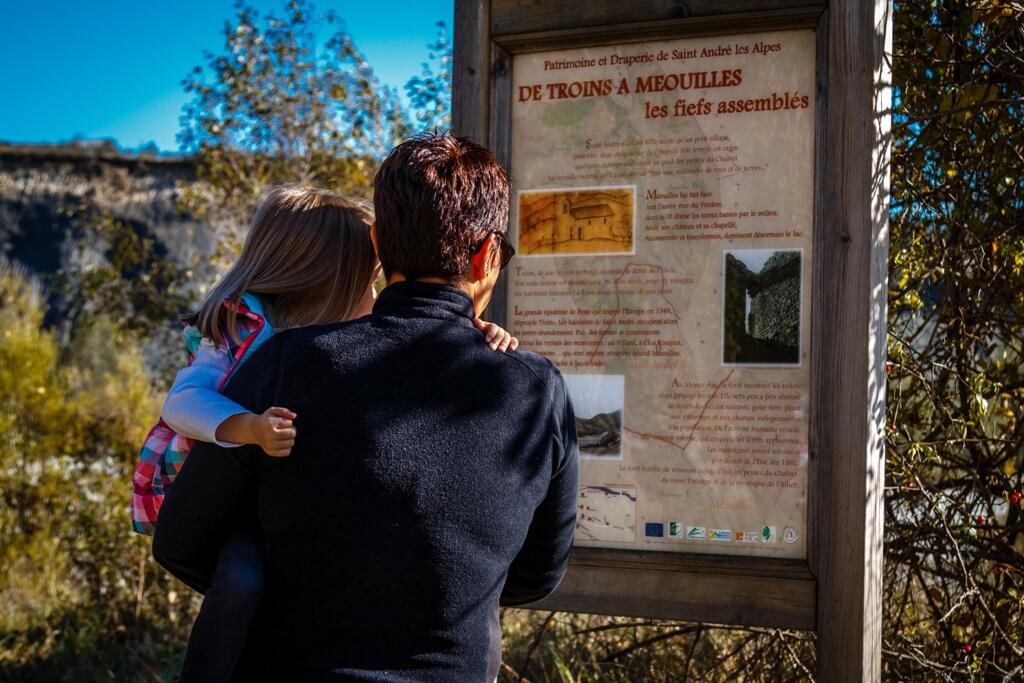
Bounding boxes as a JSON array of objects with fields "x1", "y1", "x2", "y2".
[
  {"x1": 253, "y1": 407, "x2": 297, "y2": 457},
  {"x1": 473, "y1": 318, "x2": 519, "y2": 352}
]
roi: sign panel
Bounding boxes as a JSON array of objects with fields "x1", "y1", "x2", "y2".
[{"x1": 507, "y1": 29, "x2": 816, "y2": 558}]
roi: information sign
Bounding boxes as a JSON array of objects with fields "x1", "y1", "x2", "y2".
[{"x1": 507, "y1": 30, "x2": 815, "y2": 560}]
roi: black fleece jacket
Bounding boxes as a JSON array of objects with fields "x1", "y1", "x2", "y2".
[{"x1": 153, "y1": 281, "x2": 579, "y2": 682}]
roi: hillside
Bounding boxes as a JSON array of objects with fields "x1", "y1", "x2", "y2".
[
  {"x1": 0, "y1": 141, "x2": 213, "y2": 284},
  {"x1": 576, "y1": 409, "x2": 623, "y2": 456}
]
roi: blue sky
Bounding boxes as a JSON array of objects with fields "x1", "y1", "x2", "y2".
[{"x1": 0, "y1": 1, "x2": 453, "y2": 152}]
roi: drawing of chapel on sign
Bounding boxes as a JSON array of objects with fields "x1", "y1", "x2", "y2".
[{"x1": 518, "y1": 187, "x2": 634, "y2": 255}]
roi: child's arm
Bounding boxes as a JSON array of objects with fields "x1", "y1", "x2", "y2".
[
  {"x1": 473, "y1": 318, "x2": 520, "y2": 352},
  {"x1": 215, "y1": 408, "x2": 297, "y2": 458},
  {"x1": 163, "y1": 339, "x2": 297, "y2": 457}
]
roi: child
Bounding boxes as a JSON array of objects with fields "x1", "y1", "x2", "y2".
[{"x1": 131, "y1": 185, "x2": 516, "y2": 680}]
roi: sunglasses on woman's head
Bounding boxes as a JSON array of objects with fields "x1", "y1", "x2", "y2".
[
  {"x1": 476, "y1": 230, "x2": 516, "y2": 270},
  {"x1": 491, "y1": 231, "x2": 516, "y2": 269}
]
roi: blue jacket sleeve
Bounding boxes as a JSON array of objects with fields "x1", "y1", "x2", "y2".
[{"x1": 500, "y1": 370, "x2": 579, "y2": 606}]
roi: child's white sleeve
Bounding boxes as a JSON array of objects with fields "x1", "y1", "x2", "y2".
[{"x1": 162, "y1": 339, "x2": 250, "y2": 447}]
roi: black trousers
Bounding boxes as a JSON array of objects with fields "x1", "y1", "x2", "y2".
[{"x1": 179, "y1": 529, "x2": 265, "y2": 683}]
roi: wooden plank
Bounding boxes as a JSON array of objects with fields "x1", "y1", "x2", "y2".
[
  {"x1": 566, "y1": 547, "x2": 813, "y2": 579},
  {"x1": 492, "y1": 0, "x2": 825, "y2": 37},
  {"x1": 452, "y1": 0, "x2": 490, "y2": 144},
  {"x1": 487, "y1": 43, "x2": 512, "y2": 328},
  {"x1": 811, "y1": 0, "x2": 890, "y2": 679},
  {"x1": 493, "y1": 8, "x2": 823, "y2": 53},
  {"x1": 805, "y1": 0, "x2": 831, "y2": 602},
  {"x1": 488, "y1": 45, "x2": 513, "y2": 170},
  {"x1": 532, "y1": 550, "x2": 816, "y2": 629}
]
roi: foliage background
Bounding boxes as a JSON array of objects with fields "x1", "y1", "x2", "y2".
[{"x1": 1, "y1": 1, "x2": 1021, "y2": 680}]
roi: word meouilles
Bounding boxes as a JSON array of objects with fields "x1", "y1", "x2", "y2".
[{"x1": 518, "y1": 69, "x2": 743, "y2": 102}]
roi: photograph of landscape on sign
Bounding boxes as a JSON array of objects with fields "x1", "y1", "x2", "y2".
[
  {"x1": 517, "y1": 186, "x2": 634, "y2": 256},
  {"x1": 563, "y1": 373, "x2": 624, "y2": 459},
  {"x1": 722, "y1": 249, "x2": 803, "y2": 365}
]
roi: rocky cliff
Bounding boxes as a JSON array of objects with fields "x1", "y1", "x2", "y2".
[{"x1": 0, "y1": 141, "x2": 213, "y2": 283}]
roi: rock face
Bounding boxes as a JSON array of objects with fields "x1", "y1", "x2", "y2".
[
  {"x1": 723, "y1": 250, "x2": 801, "y2": 364},
  {"x1": 0, "y1": 142, "x2": 212, "y2": 285},
  {"x1": 748, "y1": 251, "x2": 801, "y2": 349},
  {"x1": 575, "y1": 409, "x2": 623, "y2": 457}
]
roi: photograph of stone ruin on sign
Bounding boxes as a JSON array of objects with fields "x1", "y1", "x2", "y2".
[
  {"x1": 562, "y1": 373, "x2": 625, "y2": 458},
  {"x1": 517, "y1": 186, "x2": 634, "y2": 255},
  {"x1": 722, "y1": 249, "x2": 802, "y2": 365}
]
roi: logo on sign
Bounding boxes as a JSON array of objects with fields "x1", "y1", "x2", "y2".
[
  {"x1": 783, "y1": 527, "x2": 799, "y2": 544},
  {"x1": 740, "y1": 531, "x2": 760, "y2": 543},
  {"x1": 687, "y1": 526, "x2": 706, "y2": 540},
  {"x1": 645, "y1": 522, "x2": 665, "y2": 538},
  {"x1": 668, "y1": 521, "x2": 683, "y2": 538},
  {"x1": 762, "y1": 526, "x2": 777, "y2": 543},
  {"x1": 710, "y1": 529, "x2": 732, "y2": 541}
]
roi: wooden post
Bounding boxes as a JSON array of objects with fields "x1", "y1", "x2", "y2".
[
  {"x1": 811, "y1": 0, "x2": 890, "y2": 680},
  {"x1": 452, "y1": 0, "x2": 490, "y2": 145}
]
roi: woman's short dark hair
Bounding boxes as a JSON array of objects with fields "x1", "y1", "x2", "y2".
[{"x1": 373, "y1": 131, "x2": 509, "y2": 281}]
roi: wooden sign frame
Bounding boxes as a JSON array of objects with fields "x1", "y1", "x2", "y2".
[{"x1": 453, "y1": 1, "x2": 890, "y2": 678}]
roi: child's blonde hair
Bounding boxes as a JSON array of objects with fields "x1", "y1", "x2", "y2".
[{"x1": 194, "y1": 185, "x2": 378, "y2": 346}]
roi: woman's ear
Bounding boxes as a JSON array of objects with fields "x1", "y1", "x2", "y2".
[
  {"x1": 470, "y1": 234, "x2": 497, "y2": 282},
  {"x1": 487, "y1": 238, "x2": 503, "y2": 272}
]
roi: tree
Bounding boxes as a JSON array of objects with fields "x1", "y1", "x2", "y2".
[
  {"x1": 883, "y1": 2, "x2": 1024, "y2": 677},
  {"x1": 178, "y1": 0, "x2": 411, "y2": 227},
  {"x1": 405, "y1": 22, "x2": 453, "y2": 131}
]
